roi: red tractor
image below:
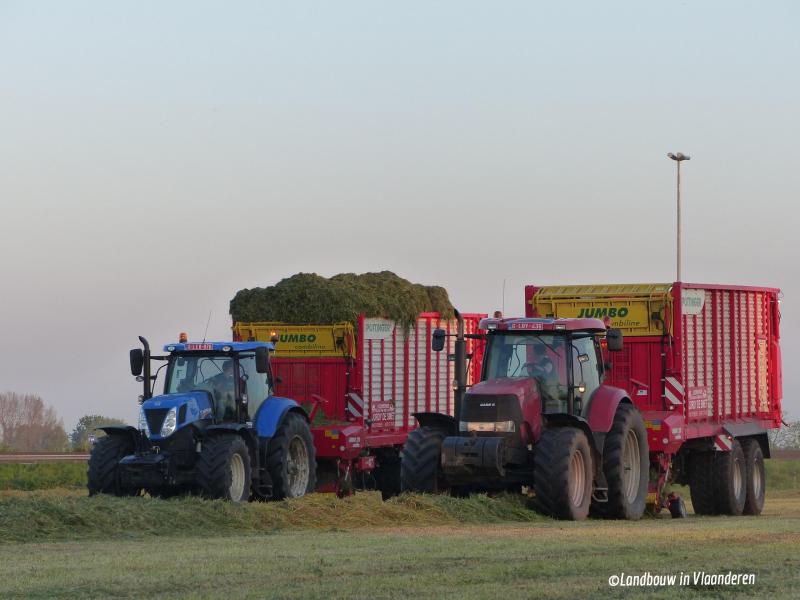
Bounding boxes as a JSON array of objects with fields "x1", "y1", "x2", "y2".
[{"x1": 400, "y1": 312, "x2": 650, "y2": 520}]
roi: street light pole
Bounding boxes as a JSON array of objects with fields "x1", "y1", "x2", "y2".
[{"x1": 668, "y1": 152, "x2": 690, "y2": 281}]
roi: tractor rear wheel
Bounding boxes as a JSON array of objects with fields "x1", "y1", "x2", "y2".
[
  {"x1": 400, "y1": 426, "x2": 447, "y2": 493},
  {"x1": 593, "y1": 404, "x2": 649, "y2": 520},
  {"x1": 87, "y1": 434, "x2": 139, "y2": 497},
  {"x1": 533, "y1": 427, "x2": 593, "y2": 520},
  {"x1": 742, "y1": 439, "x2": 766, "y2": 516},
  {"x1": 196, "y1": 434, "x2": 252, "y2": 502},
  {"x1": 267, "y1": 413, "x2": 317, "y2": 499},
  {"x1": 714, "y1": 439, "x2": 746, "y2": 516},
  {"x1": 688, "y1": 451, "x2": 716, "y2": 515}
]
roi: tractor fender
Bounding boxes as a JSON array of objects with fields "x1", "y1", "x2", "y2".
[
  {"x1": 203, "y1": 423, "x2": 255, "y2": 442},
  {"x1": 253, "y1": 396, "x2": 308, "y2": 440},
  {"x1": 412, "y1": 412, "x2": 458, "y2": 435},
  {"x1": 584, "y1": 385, "x2": 632, "y2": 434},
  {"x1": 96, "y1": 425, "x2": 142, "y2": 449}
]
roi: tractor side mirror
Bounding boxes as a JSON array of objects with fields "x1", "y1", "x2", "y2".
[
  {"x1": 130, "y1": 348, "x2": 144, "y2": 376},
  {"x1": 606, "y1": 328, "x2": 624, "y2": 352},
  {"x1": 431, "y1": 328, "x2": 446, "y2": 352},
  {"x1": 255, "y1": 347, "x2": 270, "y2": 373}
]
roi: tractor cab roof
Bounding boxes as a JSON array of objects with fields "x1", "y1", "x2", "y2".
[
  {"x1": 163, "y1": 341, "x2": 275, "y2": 353},
  {"x1": 478, "y1": 317, "x2": 607, "y2": 333}
]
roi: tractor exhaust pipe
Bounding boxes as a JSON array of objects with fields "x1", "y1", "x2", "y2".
[
  {"x1": 453, "y1": 309, "x2": 466, "y2": 424},
  {"x1": 139, "y1": 336, "x2": 153, "y2": 400}
]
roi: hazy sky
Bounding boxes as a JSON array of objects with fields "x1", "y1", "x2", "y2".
[{"x1": 1, "y1": 1, "x2": 797, "y2": 430}]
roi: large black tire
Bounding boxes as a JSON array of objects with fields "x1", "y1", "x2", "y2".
[
  {"x1": 742, "y1": 439, "x2": 766, "y2": 516},
  {"x1": 267, "y1": 413, "x2": 317, "y2": 499},
  {"x1": 533, "y1": 427, "x2": 593, "y2": 520},
  {"x1": 593, "y1": 404, "x2": 649, "y2": 520},
  {"x1": 196, "y1": 435, "x2": 252, "y2": 502},
  {"x1": 87, "y1": 434, "x2": 138, "y2": 497},
  {"x1": 372, "y1": 449, "x2": 402, "y2": 499},
  {"x1": 400, "y1": 426, "x2": 447, "y2": 493},
  {"x1": 714, "y1": 439, "x2": 746, "y2": 516},
  {"x1": 688, "y1": 451, "x2": 716, "y2": 515}
]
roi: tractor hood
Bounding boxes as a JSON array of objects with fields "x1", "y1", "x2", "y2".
[
  {"x1": 140, "y1": 391, "x2": 214, "y2": 439},
  {"x1": 462, "y1": 377, "x2": 542, "y2": 443},
  {"x1": 468, "y1": 377, "x2": 538, "y2": 399}
]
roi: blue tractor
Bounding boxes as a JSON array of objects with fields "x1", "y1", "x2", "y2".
[{"x1": 87, "y1": 336, "x2": 316, "y2": 501}]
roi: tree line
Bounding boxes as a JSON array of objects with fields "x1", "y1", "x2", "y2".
[
  {"x1": 769, "y1": 418, "x2": 800, "y2": 449},
  {"x1": 0, "y1": 391, "x2": 125, "y2": 452}
]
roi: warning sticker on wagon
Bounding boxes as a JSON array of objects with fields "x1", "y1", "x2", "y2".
[
  {"x1": 371, "y1": 401, "x2": 395, "y2": 427},
  {"x1": 687, "y1": 387, "x2": 709, "y2": 419}
]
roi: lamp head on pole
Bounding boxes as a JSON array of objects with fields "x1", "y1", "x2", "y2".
[{"x1": 668, "y1": 152, "x2": 691, "y2": 161}]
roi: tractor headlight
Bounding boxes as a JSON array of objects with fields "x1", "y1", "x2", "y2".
[
  {"x1": 138, "y1": 407, "x2": 150, "y2": 436},
  {"x1": 160, "y1": 407, "x2": 178, "y2": 438},
  {"x1": 459, "y1": 420, "x2": 516, "y2": 433}
]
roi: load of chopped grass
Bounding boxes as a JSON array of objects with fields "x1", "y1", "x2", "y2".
[
  {"x1": 0, "y1": 491, "x2": 543, "y2": 544},
  {"x1": 230, "y1": 271, "x2": 454, "y2": 329}
]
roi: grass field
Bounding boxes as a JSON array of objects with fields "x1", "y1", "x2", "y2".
[
  {"x1": 0, "y1": 462, "x2": 798, "y2": 599},
  {"x1": 0, "y1": 462, "x2": 86, "y2": 491}
]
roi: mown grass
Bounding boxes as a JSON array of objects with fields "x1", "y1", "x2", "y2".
[{"x1": 0, "y1": 492, "x2": 798, "y2": 599}]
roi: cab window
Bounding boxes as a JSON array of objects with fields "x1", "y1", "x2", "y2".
[
  {"x1": 238, "y1": 354, "x2": 272, "y2": 419},
  {"x1": 483, "y1": 333, "x2": 569, "y2": 413},
  {"x1": 571, "y1": 336, "x2": 601, "y2": 414}
]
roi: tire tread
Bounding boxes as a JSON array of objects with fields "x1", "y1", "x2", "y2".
[
  {"x1": 87, "y1": 435, "x2": 134, "y2": 496},
  {"x1": 267, "y1": 413, "x2": 317, "y2": 500},
  {"x1": 196, "y1": 434, "x2": 251, "y2": 501},
  {"x1": 533, "y1": 427, "x2": 592, "y2": 520},
  {"x1": 400, "y1": 427, "x2": 446, "y2": 493},
  {"x1": 593, "y1": 404, "x2": 649, "y2": 520}
]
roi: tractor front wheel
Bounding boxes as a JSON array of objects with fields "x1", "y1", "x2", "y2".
[
  {"x1": 267, "y1": 413, "x2": 317, "y2": 499},
  {"x1": 533, "y1": 427, "x2": 593, "y2": 520},
  {"x1": 87, "y1": 434, "x2": 140, "y2": 497},
  {"x1": 400, "y1": 426, "x2": 447, "y2": 493},
  {"x1": 196, "y1": 434, "x2": 252, "y2": 502}
]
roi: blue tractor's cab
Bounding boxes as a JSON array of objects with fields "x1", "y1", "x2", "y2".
[{"x1": 87, "y1": 336, "x2": 316, "y2": 501}]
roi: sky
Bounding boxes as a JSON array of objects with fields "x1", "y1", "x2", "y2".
[{"x1": 0, "y1": 1, "x2": 797, "y2": 431}]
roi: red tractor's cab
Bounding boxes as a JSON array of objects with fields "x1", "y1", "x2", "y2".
[{"x1": 475, "y1": 316, "x2": 614, "y2": 423}]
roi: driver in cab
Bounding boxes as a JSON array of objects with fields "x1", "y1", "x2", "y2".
[
  {"x1": 526, "y1": 343, "x2": 562, "y2": 412},
  {"x1": 205, "y1": 359, "x2": 237, "y2": 421}
]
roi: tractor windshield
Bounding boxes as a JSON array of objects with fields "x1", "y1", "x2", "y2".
[
  {"x1": 166, "y1": 354, "x2": 242, "y2": 420},
  {"x1": 483, "y1": 333, "x2": 569, "y2": 413}
]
